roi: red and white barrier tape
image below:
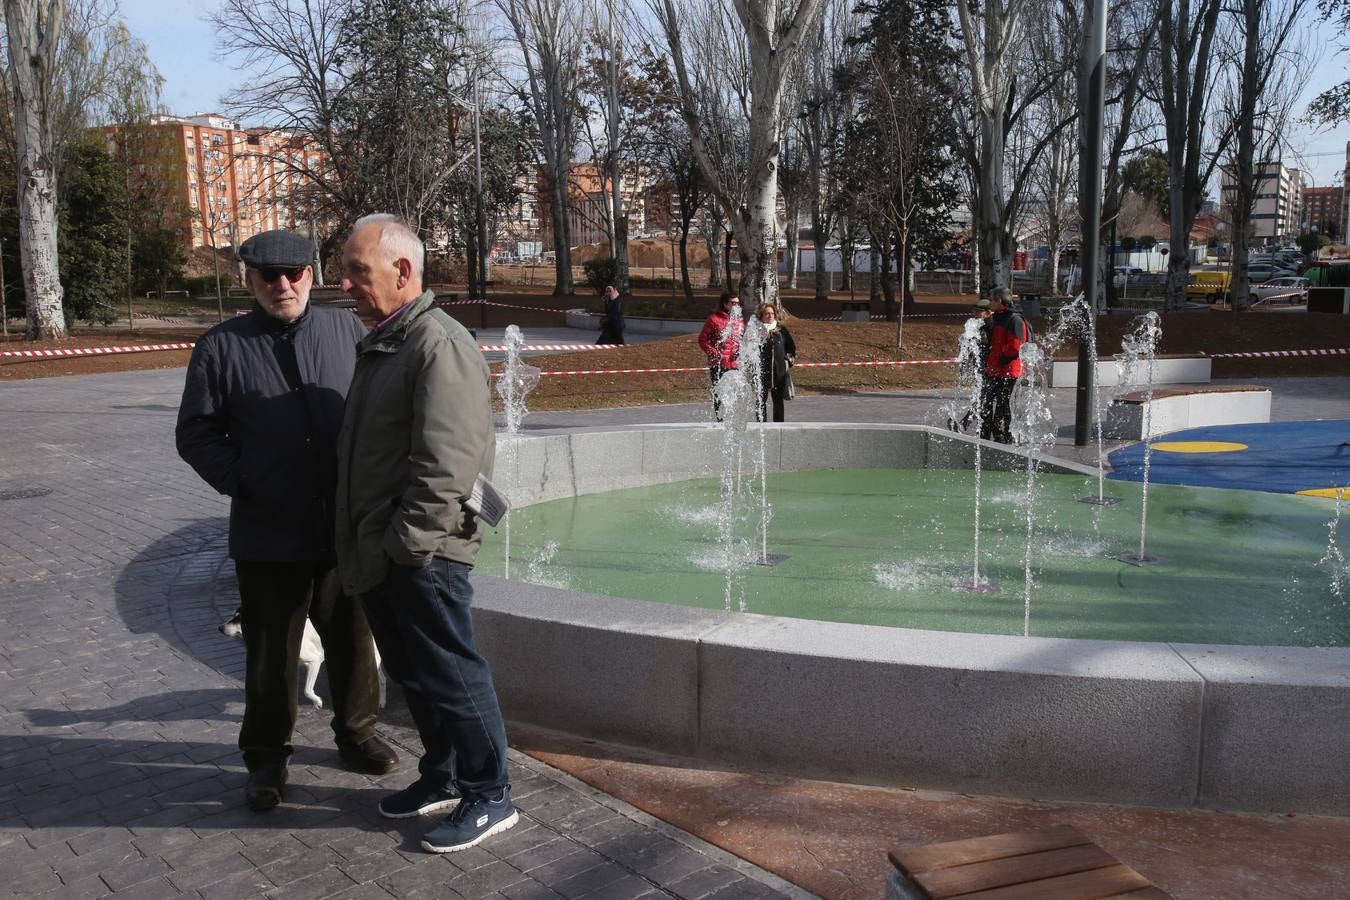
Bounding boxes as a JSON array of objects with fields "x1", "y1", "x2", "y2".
[
  {"x1": 479, "y1": 343, "x2": 621, "y2": 352},
  {"x1": 1, "y1": 343, "x2": 195, "y2": 360},
  {"x1": 437, "y1": 299, "x2": 574, "y2": 314},
  {"x1": 1208, "y1": 347, "x2": 1349, "y2": 359},
  {"x1": 491, "y1": 357, "x2": 959, "y2": 378}
]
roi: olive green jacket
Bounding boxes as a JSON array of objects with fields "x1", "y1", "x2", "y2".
[{"x1": 335, "y1": 289, "x2": 495, "y2": 595}]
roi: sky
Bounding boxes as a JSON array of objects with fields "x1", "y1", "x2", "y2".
[{"x1": 121, "y1": 0, "x2": 1350, "y2": 189}]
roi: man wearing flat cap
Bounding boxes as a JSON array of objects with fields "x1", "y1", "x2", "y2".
[{"x1": 177, "y1": 228, "x2": 398, "y2": 812}]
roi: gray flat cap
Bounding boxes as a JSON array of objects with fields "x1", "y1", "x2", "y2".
[{"x1": 238, "y1": 230, "x2": 314, "y2": 268}]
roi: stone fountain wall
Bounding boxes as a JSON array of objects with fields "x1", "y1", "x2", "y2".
[{"x1": 474, "y1": 425, "x2": 1350, "y2": 816}]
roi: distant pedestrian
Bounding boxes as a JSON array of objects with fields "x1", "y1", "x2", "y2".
[
  {"x1": 754, "y1": 303, "x2": 796, "y2": 423},
  {"x1": 335, "y1": 214, "x2": 517, "y2": 854},
  {"x1": 697, "y1": 291, "x2": 744, "y2": 421},
  {"x1": 596, "y1": 284, "x2": 625, "y2": 345},
  {"x1": 176, "y1": 229, "x2": 396, "y2": 813},
  {"x1": 981, "y1": 287, "x2": 1030, "y2": 444}
]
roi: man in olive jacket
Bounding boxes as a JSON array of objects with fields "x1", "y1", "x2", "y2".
[
  {"x1": 335, "y1": 214, "x2": 515, "y2": 854},
  {"x1": 176, "y1": 229, "x2": 397, "y2": 813}
]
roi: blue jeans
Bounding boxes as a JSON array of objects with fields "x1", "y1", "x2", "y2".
[{"x1": 360, "y1": 558, "x2": 509, "y2": 800}]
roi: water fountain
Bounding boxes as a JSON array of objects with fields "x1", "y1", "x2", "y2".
[
  {"x1": 1320, "y1": 488, "x2": 1346, "y2": 599},
  {"x1": 1112, "y1": 312, "x2": 1163, "y2": 565},
  {"x1": 949, "y1": 317, "x2": 995, "y2": 593},
  {"x1": 1010, "y1": 340, "x2": 1055, "y2": 635},
  {"x1": 495, "y1": 324, "x2": 540, "y2": 579}
]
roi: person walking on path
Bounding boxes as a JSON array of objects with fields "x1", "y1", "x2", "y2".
[
  {"x1": 982, "y1": 287, "x2": 1030, "y2": 444},
  {"x1": 754, "y1": 303, "x2": 796, "y2": 423},
  {"x1": 596, "y1": 284, "x2": 625, "y2": 345},
  {"x1": 175, "y1": 229, "x2": 397, "y2": 813},
  {"x1": 698, "y1": 291, "x2": 745, "y2": 420},
  {"x1": 335, "y1": 213, "x2": 517, "y2": 854}
]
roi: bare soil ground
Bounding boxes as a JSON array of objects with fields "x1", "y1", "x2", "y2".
[{"x1": 4, "y1": 287, "x2": 1348, "y2": 412}]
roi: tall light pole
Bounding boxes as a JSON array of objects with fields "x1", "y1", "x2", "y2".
[
  {"x1": 471, "y1": 70, "x2": 489, "y2": 331},
  {"x1": 0, "y1": 236, "x2": 8, "y2": 337},
  {"x1": 1075, "y1": 0, "x2": 1108, "y2": 447}
]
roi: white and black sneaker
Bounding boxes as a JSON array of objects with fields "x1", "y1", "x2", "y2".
[
  {"x1": 378, "y1": 778, "x2": 460, "y2": 819},
  {"x1": 420, "y1": 787, "x2": 519, "y2": 853}
]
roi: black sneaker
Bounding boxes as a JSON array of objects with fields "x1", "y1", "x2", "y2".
[
  {"x1": 378, "y1": 778, "x2": 460, "y2": 819},
  {"x1": 420, "y1": 788, "x2": 518, "y2": 853}
]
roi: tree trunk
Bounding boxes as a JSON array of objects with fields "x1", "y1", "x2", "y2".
[
  {"x1": 895, "y1": 226, "x2": 908, "y2": 349},
  {"x1": 868, "y1": 245, "x2": 881, "y2": 305},
  {"x1": 7, "y1": 0, "x2": 67, "y2": 339},
  {"x1": 679, "y1": 224, "x2": 693, "y2": 303},
  {"x1": 705, "y1": 212, "x2": 723, "y2": 288},
  {"x1": 548, "y1": 172, "x2": 574, "y2": 295},
  {"x1": 877, "y1": 233, "x2": 895, "y2": 316},
  {"x1": 1229, "y1": 0, "x2": 1261, "y2": 313},
  {"x1": 730, "y1": 147, "x2": 780, "y2": 311},
  {"x1": 812, "y1": 202, "x2": 830, "y2": 301},
  {"x1": 785, "y1": 208, "x2": 799, "y2": 289},
  {"x1": 977, "y1": 108, "x2": 1008, "y2": 292}
]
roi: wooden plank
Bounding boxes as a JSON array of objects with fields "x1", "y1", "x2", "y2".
[
  {"x1": 890, "y1": 826, "x2": 1090, "y2": 876},
  {"x1": 914, "y1": 844, "x2": 1120, "y2": 898},
  {"x1": 951, "y1": 864, "x2": 1154, "y2": 900}
]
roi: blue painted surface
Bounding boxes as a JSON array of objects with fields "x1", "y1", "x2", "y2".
[{"x1": 1108, "y1": 420, "x2": 1350, "y2": 493}]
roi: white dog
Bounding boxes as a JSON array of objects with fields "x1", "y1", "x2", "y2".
[{"x1": 219, "y1": 610, "x2": 385, "y2": 709}]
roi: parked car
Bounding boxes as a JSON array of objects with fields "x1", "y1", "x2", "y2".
[
  {"x1": 1112, "y1": 266, "x2": 1147, "y2": 288},
  {"x1": 1250, "y1": 276, "x2": 1310, "y2": 304},
  {"x1": 1245, "y1": 264, "x2": 1297, "y2": 284},
  {"x1": 1187, "y1": 270, "x2": 1231, "y2": 301}
]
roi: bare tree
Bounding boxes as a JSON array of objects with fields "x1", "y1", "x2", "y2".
[
  {"x1": 652, "y1": 0, "x2": 828, "y2": 310},
  {"x1": 955, "y1": 0, "x2": 1033, "y2": 292},
  {"x1": 1155, "y1": 0, "x2": 1231, "y2": 308},
  {"x1": 498, "y1": 0, "x2": 584, "y2": 295},
  {"x1": 1220, "y1": 0, "x2": 1310, "y2": 311}
]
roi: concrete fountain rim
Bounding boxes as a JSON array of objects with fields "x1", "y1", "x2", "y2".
[{"x1": 478, "y1": 421, "x2": 1350, "y2": 816}]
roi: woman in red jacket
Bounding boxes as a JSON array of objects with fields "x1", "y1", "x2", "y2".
[
  {"x1": 981, "y1": 288, "x2": 1030, "y2": 443},
  {"x1": 697, "y1": 292, "x2": 744, "y2": 420}
]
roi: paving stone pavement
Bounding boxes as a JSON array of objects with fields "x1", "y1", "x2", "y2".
[{"x1": 0, "y1": 371, "x2": 811, "y2": 900}]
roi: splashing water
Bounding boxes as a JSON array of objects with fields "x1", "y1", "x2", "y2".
[
  {"x1": 495, "y1": 325, "x2": 541, "y2": 579},
  {"x1": 740, "y1": 315, "x2": 774, "y2": 564},
  {"x1": 523, "y1": 540, "x2": 569, "y2": 589},
  {"x1": 496, "y1": 325, "x2": 541, "y2": 435},
  {"x1": 713, "y1": 309, "x2": 755, "y2": 610},
  {"x1": 1010, "y1": 341, "x2": 1055, "y2": 635},
  {"x1": 951, "y1": 317, "x2": 995, "y2": 593},
  {"x1": 1113, "y1": 312, "x2": 1163, "y2": 565},
  {"x1": 1319, "y1": 489, "x2": 1347, "y2": 599}
]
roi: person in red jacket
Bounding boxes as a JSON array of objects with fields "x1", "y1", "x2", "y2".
[
  {"x1": 981, "y1": 287, "x2": 1031, "y2": 443},
  {"x1": 697, "y1": 291, "x2": 744, "y2": 420}
]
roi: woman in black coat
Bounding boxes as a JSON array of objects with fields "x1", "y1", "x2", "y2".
[{"x1": 754, "y1": 303, "x2": 796, "y2": 422}]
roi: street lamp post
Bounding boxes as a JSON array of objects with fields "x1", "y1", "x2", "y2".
[
  {"x1": 1075, "y1": 0, "x2": 1107, "y2": 447},
  {"x1": 473, "y1": 70, "x2": 488, "y2": 333}
]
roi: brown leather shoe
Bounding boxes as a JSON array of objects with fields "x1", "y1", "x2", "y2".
[
  {"x1": 245, "y1": 765, "x2": 287, "y2": 812},
  {"x1": 339, "y1": 735, "x2": 399, "y2": 775}
]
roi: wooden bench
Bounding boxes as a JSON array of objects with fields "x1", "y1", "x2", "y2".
[
  {"x1": 886, "y1": 825, "x2": 1171, "y2": 900},
  {"x1": 1105, "y1": 383, "x2": 1271, "y2": 440}
]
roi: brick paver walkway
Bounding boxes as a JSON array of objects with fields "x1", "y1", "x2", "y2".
[{"x1": 0, "y1": 370, "x2": 809, "y2": 899}]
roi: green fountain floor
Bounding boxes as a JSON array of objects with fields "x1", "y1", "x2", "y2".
[{"x1": 480, "y1": 468, "x2": 1349, "y2": 648}]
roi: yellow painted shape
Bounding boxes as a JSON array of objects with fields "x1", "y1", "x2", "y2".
[
  {"x1": 1149, "y1": 441, "x2": 1249, "y2": 454},
  {"x1": 1297, "y1": 486, "x2": 1350, "y2": 499}
]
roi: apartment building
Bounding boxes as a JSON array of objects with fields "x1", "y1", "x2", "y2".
[
  {"x1": 107, "y1": 113, "x2": 320, "y2": 253},
  {"x1": 1304, "y1": 185, "x2": 1343, "y2": 240},
  {"x1": 1219, "y1": 160, "x2": 1303, "y2": 243}
]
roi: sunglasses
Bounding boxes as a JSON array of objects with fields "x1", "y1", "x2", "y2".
[{"x1": 256, "y1": 265, "x2": 308, "y2": 284}]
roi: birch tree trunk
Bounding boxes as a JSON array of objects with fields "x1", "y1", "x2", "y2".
[{"x1": 5, "y1": 0, "x2": 67, "y2": 339}]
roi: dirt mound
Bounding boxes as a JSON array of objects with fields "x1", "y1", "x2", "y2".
[{"x1": 572, "y1": 238, "x2": 711, "y2": 269}]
